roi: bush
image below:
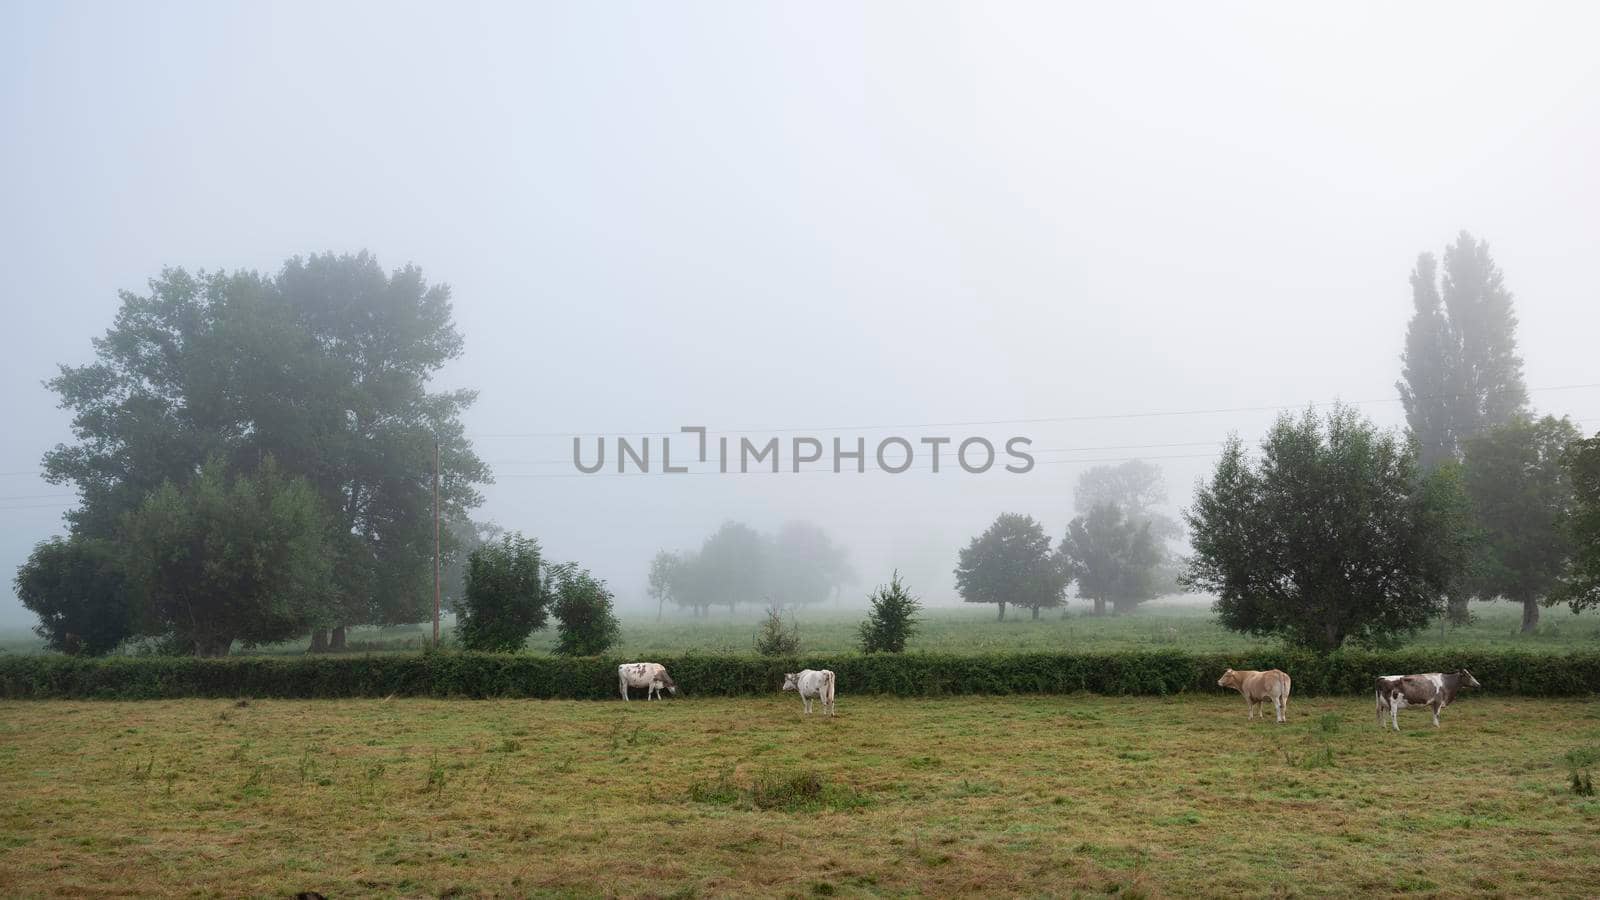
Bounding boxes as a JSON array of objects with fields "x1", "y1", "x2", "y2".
[
  {"x1": 858, "y1": 571, "x2": 921, "y2": 653},
  {"x1": 2, "y1": 648, "x2": 1597, "y2": 701},
  {"x1": 550, "y1": 566, "x2": 621, "y2": 657},
  {"x1": 754, "y1": 606, "x2": 801, "y2": 656},
  {"x1": 455, "y1": 533, "x2": 549, "y2": 652}
]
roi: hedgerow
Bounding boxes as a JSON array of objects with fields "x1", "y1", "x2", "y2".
[{"x1": 1, "y1": 648, "x2": 1596, "y2": 700}]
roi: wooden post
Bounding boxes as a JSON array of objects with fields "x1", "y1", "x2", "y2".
[{"x1": 433, "y1": 438, "x2": 441, "y2": 647}]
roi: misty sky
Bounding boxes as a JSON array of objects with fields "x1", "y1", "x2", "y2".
[{"x1": 3, "y1": 2, "x2": 1598, "y2": 624}]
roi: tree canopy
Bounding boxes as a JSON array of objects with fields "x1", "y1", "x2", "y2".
[
  {"x1": 1059, "y1": 503, "x2": 1162, "y2": 616},
  {"x1": 954, "y1": 513, "x2": 1068, "y2": 620},
  {"x1": 1397, "y1": 232, "x2": 1529, "y2": 469},
  {"x1": 1555, "y1": 434, "x2": 1600, "y2": 613},
  {"x1": 120, "y1": 457, "x2": 333, "y2": 656},
  {"x1": 455, "y1": 533, "x2": 549, "y2": 653},
  {"x1": 650, "y1": 520, "x2": 853, "y2": 616},
  {"x1": 31, "y1": 252, "x2": 488, "y2": 651},
  {"x1": 1462, "y1": 415, "x2": 1581, "y2": 632},
  {"x1": 1183, "y1": 405, "x2": 1471, "y2": 651}
]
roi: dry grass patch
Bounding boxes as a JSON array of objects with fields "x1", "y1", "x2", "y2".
[{"x1": 0, "y1": 695, "x2": 1597, "y2": 897}]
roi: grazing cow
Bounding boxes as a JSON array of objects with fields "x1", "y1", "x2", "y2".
[
  {"x1": 1217, "y1": 668, "x2": 1292, "y2": 723},
  {"x1": 781, "y1": 669, "x2": 836, "y2": 716},
  {"x1": 618, "y1": 662, "x2": 678, "y2": 701},
  {"x1": 1375, "y1": 669, "x2": 1480, "y2": 731}
]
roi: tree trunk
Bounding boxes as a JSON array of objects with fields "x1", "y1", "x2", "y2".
[
  {"x1": 1031, "y1": 606, "x2": 1040, "y2": 620},
  {"x1": 330, "y1": 625, "x2": 347, "y2": 651},
  {"x1": 1446, "y1": 595, "x2": 1470, "y2": 625},
  {"x1": 997, "y1": 602, "x2": 1006, "y2": 621},
  {"x1": 1521, "y1": 597, "x2": 1540, "y2": 634},
  {"x1": 309, "y1": 629, "x2": 328, "y2": 653},
  {"x1": 1092, "y1": 597, "x2": 1105, "y2": 616},
  {"x1": 196, "y1": 634, "x2": 232, "y2": 657}
]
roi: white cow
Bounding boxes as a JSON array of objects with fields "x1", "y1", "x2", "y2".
[
  {"x1": 618, "y1": 662, "x2": 678, "y2": 701},
  {"x1": 781, "y1": 669, "x2": 836, "y2": 716}
]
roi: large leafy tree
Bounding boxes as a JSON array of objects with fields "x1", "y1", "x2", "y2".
[
  {"x1": 1397, "y1": 232, "x2": 1529, "y2": 470},
  {"x1": 1073, "y1": 460, "x2": 1181, "y2": 542},
  {"x1": 1461, "y1": 416, "x2": 1581, "y2": 632},
  {"x1": 1555, "y1": 434, "x2": 1600, "y2": 613},
  {"x1": 954, "y1": 513, "x2": 1068, "y2": 620},
  {"x1": 1059, "y1": 503, "x2": 1162, "y2": 615},
  {"x1": 766, "y1": 520, "x2": 855, "y2": 607},
  {"x1": 549, "y1": 565, "x2": 621, "y2": 657},
  {"x1": 1183, "y1": 405, "x2": 1471, "y2": 652},
  {"x1": 36, "y1": 253, "x2": 487, "y2": 649},
  {"x1": 121, "y1": 458, "x2": 333, "y2": 656},
  {"x1": 456, "y1": 533, "x2": 549, "y2": 652},
  {"x1": 14, "y1": 536, "x2": 135, "y2": 655}
]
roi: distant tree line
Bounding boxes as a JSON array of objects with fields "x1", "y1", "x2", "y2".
[
  {"x1": 954, "y1": 460, "x2": 1181, "y2": 620},
  {"x1": 954, "y1": 232, "x2": 1600, "y2": 653},
  {"x1": 646, "y1": 520, "x2": 855, "y2": 617}
]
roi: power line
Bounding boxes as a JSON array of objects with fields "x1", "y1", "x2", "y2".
[{"x1": 467, "y1": 381, "x2": 1600, "y2": 439}]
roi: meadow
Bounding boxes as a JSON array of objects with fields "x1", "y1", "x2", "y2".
[
  {"x1": 6, "y1": 600, "x2": 1592, "y2": 660},
  {"x1": 2, "y1": 693, "x2": 1598, "y2": 898}
]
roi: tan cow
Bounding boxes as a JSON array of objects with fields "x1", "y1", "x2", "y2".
[{"x1": 1217, "y1": 668, "x2": 1291, "y2": 723}]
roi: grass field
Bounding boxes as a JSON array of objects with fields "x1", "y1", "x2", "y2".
[
  {"x1": 3, "y1": 693, "x2": 1598, "y2": 898},
  {"x1": 7, "y1": 600, "x2": 1593, "y2": 660}
]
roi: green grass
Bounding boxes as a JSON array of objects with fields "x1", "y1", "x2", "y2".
[
  {"x1": 2, "y1": 694, "x2": 1598, "y2": 896},
  {"x1": 3, "y1": 600, "x2": 1597, "y2": 659}
]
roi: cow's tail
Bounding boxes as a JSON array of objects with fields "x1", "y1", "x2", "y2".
[{"x1": 824, "y1": 670, "x2": 836, "y2": 709}]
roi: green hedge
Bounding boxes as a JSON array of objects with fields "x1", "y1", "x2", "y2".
[{"x1": 2, "y1": 649, "x2": 1597, "y2": 700}]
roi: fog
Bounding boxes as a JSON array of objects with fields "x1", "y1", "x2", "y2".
[{"x1": 3, "y1": 2, "x2": 1597, "y2": 624}]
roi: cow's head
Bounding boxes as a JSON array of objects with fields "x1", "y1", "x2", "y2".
[
  {"x1": 781, "y1": 673, "x2": 799, "y2": 692},
  {"x1": 661, "y1": 673, "x2": 679, "y2": 697},
  {"x1": 1455, "y1": 669, "x2": 1481, "y2": 689},
  {"x1": 1217, "y1": 668, "x2": 1240, "y2": 689}
]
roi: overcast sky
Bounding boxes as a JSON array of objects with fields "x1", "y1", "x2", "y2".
[{"x1": 2, "y1": 1, "x2": 1597, "y2": 625}]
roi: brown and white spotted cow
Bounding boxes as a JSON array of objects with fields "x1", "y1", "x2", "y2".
[
  {"x1": 1375, "y1": 670, "x2": 1480, "y2": 731},
  {"x1": 618, "y1": 662, "x2": 679, "y2": 701},
  {"x1": 1217, "y1": 668, "x2": 1292, "y2": 723}
]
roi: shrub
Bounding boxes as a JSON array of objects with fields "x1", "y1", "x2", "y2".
[
  {"x1": 455, "y1": 534, "x2": 549, "y2": 652},
  {"x1": 2, "y1": 648, "x2": 1597, "y2": 701},
  {"x1": 754, "y1": 606, "x2": 801, "y2": 657},
  {"x1": 550, "y1": 565, "x2": 621, "y2": 657},
  {"x1": 858, "y1": 571, "x2": 922, "y2": 654}
]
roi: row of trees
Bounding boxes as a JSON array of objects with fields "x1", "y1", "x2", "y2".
[
  {"x1": 15, "y1": 253, "x2": 490, "y2": 655},
  {"x1": 453, "y1": 533, "x2": 621, "y2": 656},
  {"x1": 646, "y1": 520, "x2": 855, "y2": 617},
  {"x1": 1181, "y1": 232, "x2": 1598, "y2": 650},
  {"x1": 954, "y1": 461, "x2": 1180, "y2": 619}
]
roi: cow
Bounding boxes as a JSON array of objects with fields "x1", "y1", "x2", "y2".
[
  {"x1": 1217, "y1": 668, "x2": 1292, "y2": 723},
  {"x1": 781, "y1": 669, "x2": 836, "y2": 716},
  {"x1": 617, "y1": 662, "x2": 678, "y2": 701},
  {"x1": 1375, "y1": 670, "x2": 1480, "y2": 731}
]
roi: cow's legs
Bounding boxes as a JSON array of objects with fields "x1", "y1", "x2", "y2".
[
  {"x1": 802, "y1": 696, "x2": 811, "y2": 714},
  {"x1": 1391, "y1": 702, "x2": 1401, "y2": 732},
  {"x1": 1431, "y1": 702, "x2": 1441, "y2": 727},
  {"x1": 620, "y1": 676, "x2": 630, "y2": 702},
  {"x1": 1274, "y1": 695, "x2": 1285, "y2": 723}
]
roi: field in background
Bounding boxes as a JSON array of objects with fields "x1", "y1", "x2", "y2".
[
  {"x1": 2, "y1": 695, "x2": 1597, "y2": 897},
  {"x1": 3, "y1": 601, "x2": 1599, "y2": 658}
]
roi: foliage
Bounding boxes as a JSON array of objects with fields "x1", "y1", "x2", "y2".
[
  {"x1": 858, "y1": 571, "x2": 922, "y2": 653},
  {"x1": 4, "y1": 647, "x2": 1599, "y2": 700},
  {"x1": 120, "y1": 457, "x2": 332, "y2": 656},
  {"x1": 1060, "y1": 503, "x2": 1163, "y2": 615},
  {"x1": 37, "y1": 253, "x2": 489, "y2": 640},
  {"x1": 955, "y1": 513, "x2": 1068, "y2": 620},
  {"x1": 455, "y1": 534, "x2": 549, "y2": 653},
  {"x1": 754, "y1": 605, "x2": 802, "y2": 656},
  {"x1": 13, "y1": 536, "x2": 135, "y2": 655},
  {"x1": 655, "y1": 520, "x2": 853, "y2": 616},
  {"x1": 1397, "y1": 232, "x2": 1530, "y2": 469},
  {"x1": 1183, "y1": 405, "x2": 1471, "y2": 652},
  {"x1": 1074, "y1": 460, "x2": 1181, "y2": 542},
  {"x1": 1462, "y1": 416, "x2": 1581, "y2": 632},
  {"x1": 440, "y1": 515, "x2": 502, "y2": 614},
  {"x1": 550, "y1": 565, "x2": 621, "y2": 657},
  {"x1": 1555, "y1": 435, "x2": 1600, "y2": 612}
]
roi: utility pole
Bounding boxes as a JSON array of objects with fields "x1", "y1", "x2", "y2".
[{"x1": 433, "y1": 438, "x2": 441, "y2": 648}]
